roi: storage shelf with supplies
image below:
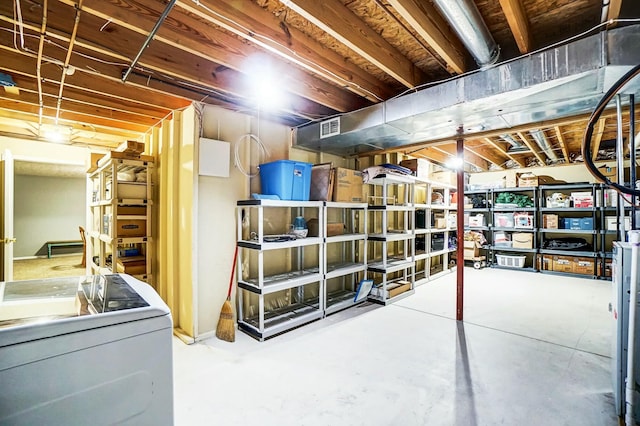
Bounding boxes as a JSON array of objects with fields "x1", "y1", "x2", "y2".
[{"x1": 87, "y1": 156, "x2": 154, "y2": 283}]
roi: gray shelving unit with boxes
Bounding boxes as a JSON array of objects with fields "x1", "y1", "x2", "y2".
[
  {"x1": 87, "y1": 156, "x2": 154, "y2": 282},
  {"x1": 538, "y1": 183, "x2": 605, "y2": 279},
  {"x1": 463, "y1": 182, "x2": 615, "y2": 279},
  {"x1": 366, "y1": 174, "x2": 415, "y2": 305},
  {"x1": 236, "y1": 199, "x2": 324, "y2": 341},
  {"x1": 490, "y1": 187, "x2": 538, "y2": 271}
]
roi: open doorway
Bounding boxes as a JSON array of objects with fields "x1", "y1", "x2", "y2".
[{"x1": 12, "y1": 160, "x2": 87, "y2": 281}]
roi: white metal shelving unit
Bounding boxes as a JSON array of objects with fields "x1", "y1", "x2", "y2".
[
  {"x1": 323, "y1": 201, "x2": 368, "y2": 315},
  {"x1": 366, "y1": 174, "x2": 415, "y2": 305},
  {"x1": 236, "y1": 199, "x2": 324, "y2": 340},
  {"x1": 87, "y1": 157, "x2": 154, "y2": 283}
]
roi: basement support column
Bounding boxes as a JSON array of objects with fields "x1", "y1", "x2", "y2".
[{"x1": 456, "y1": 127, "x2": 464, "y2": 321}]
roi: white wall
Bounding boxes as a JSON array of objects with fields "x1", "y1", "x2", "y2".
[
  {"x1": 194, "y1": 105, "x2": 355, "y2": 338},
  {"x1": 468, "y1": 161, "x2": 619, "y2": 186},
  {"x1": 14, "y1": 175, "x2": 86, "y2": 258}
]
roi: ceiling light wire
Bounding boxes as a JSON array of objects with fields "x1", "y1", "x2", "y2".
[
  {"x1": 54, "y1": 0, "x2": 83, "y2": 125},
  {"x1": 35, "y1": 0, "x2": 47, "y2": 132}
]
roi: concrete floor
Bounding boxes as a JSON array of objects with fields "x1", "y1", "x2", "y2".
[{"x1": 172, "y1": 268, "x2": 617, "y2": 425}]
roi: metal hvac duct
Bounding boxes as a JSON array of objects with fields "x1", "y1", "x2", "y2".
[
  {"x1": 432, "y1": 0, "x2": 499, "y2": 67},
  {"x1": 530, "y1": 129, "x2": 559, "y2": 163}
]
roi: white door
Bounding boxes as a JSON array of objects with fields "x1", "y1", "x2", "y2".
[{"x1": 0, "y1": 150, "x2": 14, "y2": 282}]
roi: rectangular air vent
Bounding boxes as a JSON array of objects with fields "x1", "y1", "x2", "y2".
[{"x1": 320, "y1": 117, "x2": 340, "y2": 139}]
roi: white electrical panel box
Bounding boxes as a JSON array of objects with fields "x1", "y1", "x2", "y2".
[{"x1": 199, "y1": 137, "x2": 230, "y2": 177}]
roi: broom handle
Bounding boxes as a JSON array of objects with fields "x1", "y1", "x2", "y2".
[{"x1": 227, "y1": 245, "x2": 238, "y2": 300}]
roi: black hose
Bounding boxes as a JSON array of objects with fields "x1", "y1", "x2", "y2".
[{"x1": 582, "y1": 63, "x2": 640, "y2": 196}]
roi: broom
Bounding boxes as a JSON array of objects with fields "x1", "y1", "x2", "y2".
[{"x1": 216, "y1": 245, "x2": 238, "y2": 342}]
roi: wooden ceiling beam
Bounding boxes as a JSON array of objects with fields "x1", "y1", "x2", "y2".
[
  {"x1": 554, "y1": 126, "x2": 570, "y2": 163},
  {"x1": 385, "y1": 0, "x2": 467, "y2": 74},
  {"x1": 607, "y1": 0, "x2": 623, "y2": 26},
  {"x1": 591, "y1": 118, "x2": 607, "y2": 161},
  {"x1": 281, "y1": 0, "x2": 425, "y2": 88},
  {"x1": 516, "y1": 132, "x2": 547, "y2": 165},
  {"x1": 409, "y1": 146, "x2": 452, "y2": 165},
  {"x1": 483, "y1": 137, "x2": 526, "y2": 168},
  {"x1": 464, "y1": 141, "x2": 506, "y2": 169},
  {"x1": 176, "y1": 0, "x2": 393, "y2": 103},
  {"x1": 0, "y1": 97, "x2": 150, "y2": 133},
  {"x1": 53, "y1": 0, "x2": 367, "y2": 113},
  {"x1": 433, "y1": 143, "x2": 489, "y2": 171},
  {"x1": 498, "y1": 0, "x2": 532, "y2": 54}
]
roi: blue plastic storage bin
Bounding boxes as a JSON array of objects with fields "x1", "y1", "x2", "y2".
[{"x1": 259, "y1": 160, "x2": 312, "y2": 201}]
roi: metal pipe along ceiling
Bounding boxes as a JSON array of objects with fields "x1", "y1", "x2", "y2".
[
  {"x1": 432, "y1": 0, "x2": 499, "y2": 67},
  {"x1": 530, "y1": 129, "x2": 558, "y2": 163}
]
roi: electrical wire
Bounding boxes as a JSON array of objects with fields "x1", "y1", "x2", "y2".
[
  {"x1": 582, "y1": 63, "x2": 640, "y2": 196},
  {"x1": 233, "y1": 133, "x2": 269, "y2": 178}
]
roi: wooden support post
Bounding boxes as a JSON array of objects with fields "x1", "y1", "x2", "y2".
[{"x1": 456, "y1": 128, "x2": 464, "y2": 321}]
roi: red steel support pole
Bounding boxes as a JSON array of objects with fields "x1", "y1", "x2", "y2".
[{"x1": 456, "y1": 128, "x2": 464, "y2": 321}]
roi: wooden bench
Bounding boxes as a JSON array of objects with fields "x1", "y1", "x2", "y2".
[{"x1": 47, "y1": 240, "x2": 84, "y2": 258}]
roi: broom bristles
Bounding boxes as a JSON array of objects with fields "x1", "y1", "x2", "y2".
[{"x1": 216, "y1": 299, "x2": 235, "y2": 342}]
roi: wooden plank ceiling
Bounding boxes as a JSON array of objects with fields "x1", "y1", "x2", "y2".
[{"x1": 0, "y1": 0, "x2": 636, "y2": 167}]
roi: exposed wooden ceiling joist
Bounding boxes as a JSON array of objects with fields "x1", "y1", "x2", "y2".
[
  {"x1": 281, "y1": 0, "x2": 425, "y2": 88},
  {"x1": 498, "y1": 0, "x2": 532, "y2": 54},
  {"x1": 385, "y1": 0, "x2": 467, "y2": 74},
  {"x1": 176, "y1": 0, "x2": 394, "y2": 103},
  {"x1": 47, "y1": 0, "x2": 362, "y2": 115},
  {"x1": 591, "y1": 118, "x2": 607, "y2": 160},
  {"x1": 517, "y1": 131, "x2": 547, "y2": 165},
  {"x1": 464, "y1": 140, "x2": 507, "y2": 170},
  {"x1": 554, "y1": 126, "x2": 571, "y2": 163},
  {"x1": 409, "y1": 146, "x2": 452, "y2": 165},
  {"x1": 483, "y1": 137, "x2": 526, "y2": 168},
  {"x1": 432, "y1": 143, "x2": 489, "y2": 171}
]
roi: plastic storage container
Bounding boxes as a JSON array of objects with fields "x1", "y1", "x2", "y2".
[
  {"x1": 495, "y1": 254, "x2": 526, "y2": 268},
  {"x1": 259, "y1": 160, "x2": 312, "y2": 201}
]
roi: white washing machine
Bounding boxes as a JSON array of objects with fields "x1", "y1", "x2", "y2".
[{"x1": 0, "y1": 274, "x2": 174, "y2": 425}]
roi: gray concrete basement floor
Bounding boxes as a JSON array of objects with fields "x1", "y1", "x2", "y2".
[{"x1": 172, "y1": 268, "x2": 617, "y2": 425}]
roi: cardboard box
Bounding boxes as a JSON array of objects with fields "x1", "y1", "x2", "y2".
[
  {"x1": 116, "y1": 255, "x2": 147, "y2": 275},
  {"x1": 118, "y1": 206, "x2": 147, "y2": 216},
  {"x1": 310, "y1": 163, "x2": 334, "y2": 201},
  {"x1": 307, "y1": 219, "x2": 344, "y2": 237},
  {"x1": 387, "y1": 281, "x2": 412, "y2": 298},
  {"x1": 518, "y1": 173, "x2": 538, "y2": 187},
  {"x1": 574, "y1": 257, "x2": 595, "y2": 275},
  {"x1": 538, "y1": 255, "x2": 552, "y2": 271},
  {"x1": 332, "y1": 168, "x2": 364, "y2": 202},
  {"x1": 117, "y1": 140, "x2": 145, "y2": 154},
  {"x1": 552, "y1": 255, "x2": 574, "y2": 273},
  {"x1": 468, "y1": 214, "x2": 485, "y2": 227},
  {"x1": 607, "y1": 216, "x2": 631, "y2": 231},
  {"x1": 512, "y1": 233, "x2": 533, "y2": 249},
  {"x1": 435, "y1": 218, "x2": 447, "y2": 229},
  {"x1": 571, "y1": 192, "x2": 593, "y2": 208},
  {"x1": 431, "y1": 170, "x2": 456, "y2": 187},
  {"x1": 98, "y1": 151, "x2": 154, "y2": 167},
  {"x1": 464, "y1": 240, "x2": 480, "y2": 258},
  {"x1": 115, "y1": 219, "x2": 146, "y2": 237},
  {"x1": 400, "y1": 158, "x2": 431, "y2": 179},
  {"x1": 542, "y1": 214, "x2": 558, "y2": 229}
]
